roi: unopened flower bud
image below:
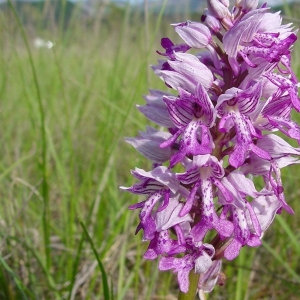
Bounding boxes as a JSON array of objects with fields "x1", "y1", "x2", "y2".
[
  {"x1": 219, "y1": 0, "x2": 229, "y2": 7},
  {"x1": 201, "y1": 8, "x2": 221, "y2": 33},
  {"x1": 242, "y1": 0, "x2": 259, "y2": 11},
  {"x1": 207, "y1": 0, "x2": 231, "y2": 19},
  {"x1": 235, "y1": 0, "x2": 243, "y2": 6},
  {"x1": 173, "y1": 21, "x2": 212, "y2": 49},
  {"x1": 198, "y1": 260, "x2": 223, "y2": 293}
]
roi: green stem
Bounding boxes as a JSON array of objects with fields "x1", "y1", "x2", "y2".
[
  {"x1": 178, "y1": 271, "x2": 200, "y2": 300},
  {"x1": 8, "y1": 0, "x2": 50, "y2": 269}
]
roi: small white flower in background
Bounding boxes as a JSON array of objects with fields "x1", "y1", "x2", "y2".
[{"x1": 33, "y1": 37, "x2": 55, "y2": 49}]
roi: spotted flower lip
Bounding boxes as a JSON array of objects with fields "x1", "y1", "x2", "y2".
[
  {"x1": 122, "y1": 0, "x2": 300, "y2": 296},
  {"x1": 159, "y1": 242, "x2": 215, "y2": 293},
  {"x1": 160, "y1": 84, "x2": 216, "y2": 166}
]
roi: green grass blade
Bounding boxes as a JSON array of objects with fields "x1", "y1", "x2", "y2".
[
  {"x1": 67, "y1": 233, "x2": 85, "y2": 300},
  {"x1": 235, "y1": 247, "x2": 246, "y2": 300},
  {"x1": 7, "y1": 0, "x2": 51, "y2": 269},
  {"x1": 0, "y1": 255, "x2": 30, "y2": 300},
  {"x1": 79, "y1": 219, "x2": 110, "y2": 300},
  {"x1": 262, "y1": 241, "x2": 300, "y2": 283},
  {"x1": 275, "y1": 215, "x2": 300, "y2": 255}
]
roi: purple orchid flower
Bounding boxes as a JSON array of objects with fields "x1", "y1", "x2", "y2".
[
  {"x1": 156, "y1": 52, "x2": 214, "y2": 92},
  {"x1": 125, "y1": 127, "x2": 173, "y2": 164},
  {"x1": 173, "y1": 21, "x2": 212, "y2": 49},
  {"x1": 216, "y1": 81, "x2": 271, "y2": 168},
  {"x1": 122, "y1": 0, "x2": 300, "y2": 296},
  {"x1": 137, "y1": 90, "x2": 174, "y2": 127},
  {"x1": 159, "y1": 242, "x2": 215, "y2": 293},
  {"x1": 198, "y1": 260, "x2": 223, "y2": 293},
  {"x1": 161, "y1": 84, "x2": 216, "y2": 167},
  {"x1": 156, "y1": 37, "x2": 191, "y2": 59}
]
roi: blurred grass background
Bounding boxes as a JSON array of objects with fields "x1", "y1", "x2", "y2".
[{"x1": 0, "y1": 0, "x2": 299, "y2": 299}]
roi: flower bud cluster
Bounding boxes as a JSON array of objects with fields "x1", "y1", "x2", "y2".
[{"x1": 122, "y1": 0, "x2": 300, "y2": 294}]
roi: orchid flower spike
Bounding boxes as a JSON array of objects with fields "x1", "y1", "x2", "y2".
[{"x1": 122, "y1": 0, "x2": 299, "y2": 298}]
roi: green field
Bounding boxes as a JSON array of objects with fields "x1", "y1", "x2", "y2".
[{"x1": 0, "y1": 1, "x2": 300, "y2": 299}]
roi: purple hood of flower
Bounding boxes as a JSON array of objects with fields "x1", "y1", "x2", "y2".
[{"x1": 122, "y1": 0, "x2": 300, "y2": 295}]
